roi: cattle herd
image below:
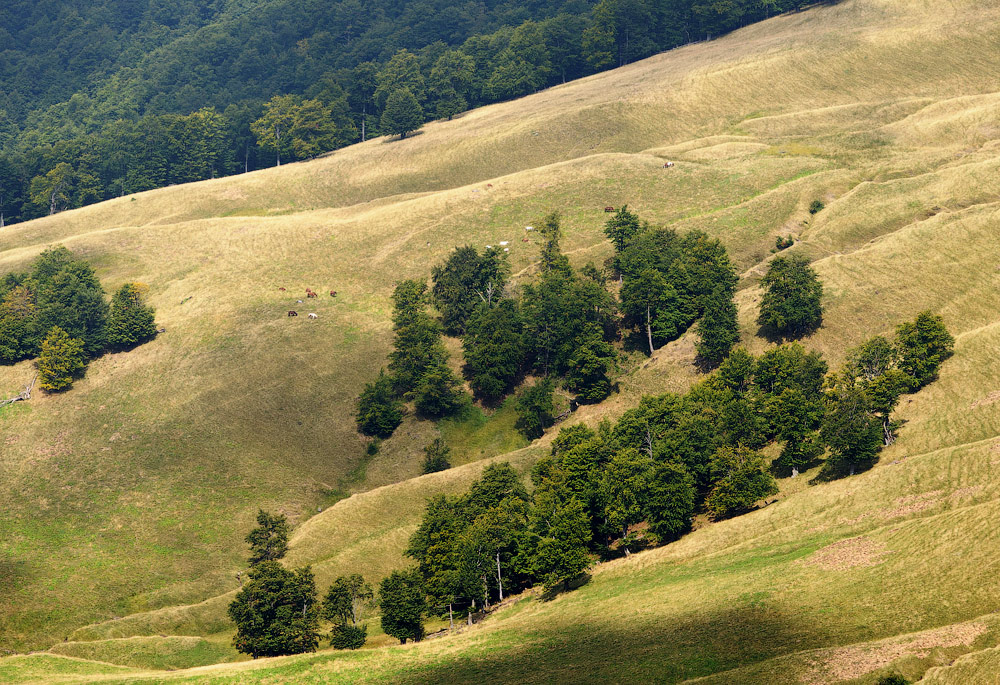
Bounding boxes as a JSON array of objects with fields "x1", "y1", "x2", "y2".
[{"x1": 285, "y1": 287, "x2": 335, "y2": 320}]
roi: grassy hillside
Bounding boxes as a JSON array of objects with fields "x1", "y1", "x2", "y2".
[{"x1": 4, "y1": 0, "x2": 1000, "y2": 681}]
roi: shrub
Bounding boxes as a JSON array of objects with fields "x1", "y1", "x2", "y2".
[
  {"x1": 106, "y1": 282, "x2": 156, "y2": 350},
  {"x1": 808, "y1": 199, "x2": 824, "y2": 214},
  {"x1": 422, "y1": 438, "x2": 451, "y2": 473},
  {"x1": 330, "y1": 623, "x2": 367, "y2": 649}
]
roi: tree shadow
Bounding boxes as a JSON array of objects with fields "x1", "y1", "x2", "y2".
[
  {"x1": 388, "y1": 600, "x2": 829, "y2": 684},
  {"x1": 756, "y1": 321, "x2": 822, "y2": 345}
]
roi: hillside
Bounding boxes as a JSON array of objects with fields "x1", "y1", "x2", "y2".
[{"x1": 4, "y1": 0, "x2": 1000, "y2": 681}]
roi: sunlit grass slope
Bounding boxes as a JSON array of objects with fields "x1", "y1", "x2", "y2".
[{"x1": 4, "y1": 1, "x2": 1000, "y2": 681}]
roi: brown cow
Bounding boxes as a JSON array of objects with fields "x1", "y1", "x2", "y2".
[
  {"x1": 604, "y1": 206, "x2": 615, "y2": 212},
  {"x1": 288, "y1": 311, "x2": 298, "y2": 317},
  {"x1": 306, "y1": 291, "x2": 318, "y2": 298},
  {"x1": 330, "y1": 290, "x2": 337, "y2": 297},
  {"x1": 278, "y1": 287, "x2": 286, "y2": 291}
]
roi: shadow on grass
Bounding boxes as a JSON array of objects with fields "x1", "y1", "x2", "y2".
[{"x1": 385, "y1": 603, "x2": 829, "y2": 685}]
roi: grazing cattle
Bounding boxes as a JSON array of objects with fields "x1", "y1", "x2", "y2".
[
  {"x1": 308, "y1": 313, "x2": 318, "y2": 319},
  {"x1": 306, "y1": 291, "x2": 317, "y2": 298},
  {"x1": 522, "y1": 238, "x2": 529, "y2": 242},
  {"x1": 663, "y1": 161, "x2": 674, "y2": 168},
  {"x1": 297, "y1": 299, "x2": 304, "y2": 303},
  {"x1": 288, "y1": 311, "x2": 298, "y2": 317},
  {"x1": 330, "y1": 290, "x2": 337, "y2": 297},
  {"x1": 604, "y1": 206, "x2": 615, "y2": 212},
  {"x1": 486, "y1": 183, "x2": 493, "y2": 188},
  {"x1": 278, "y1": 287, "x2": 286, "y2": 291}
]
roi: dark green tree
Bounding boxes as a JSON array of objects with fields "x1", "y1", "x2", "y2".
[
  {"x1": 375, "y1": 50, "x2": 426, "y2": 109},
  {"x1": 228, "y1": 561, "x2": 320, "y2": 658},
  {"x1": 0, "y1": 286, "x2": 37, "y2": 364},
  {"x1": 355, "y1": 370, "x2": 403, "y2": 438},
  {"x1": 105, "y1": 282, "x2": 156, "y2": 350},
  {"x1": 603, "y1": 204, "x2": 643, "y2": 253},
  {"x1": 246, "y1": 509, "x2": 290, "y2": 566},
  {"x1": 894, "y1": 311, "x2": 954, "y2": 388},
  {"x1": 514, "y1": 377, "x2": 556, "y2": 440},
  {"x1": 645, "y1": 459, "x2": 696, "y2": 542},
  {"x1": 564, "y1": 324, "x2": 616, "y2": 402},
  {"x1": 431, "y1": 246, "x2": 509, "y2": 336},
  {"x1": 322, "y1": 574, "x2": 372, "y2": 649},
  {"x1": 620, "y1": 269, "x2": 690, "y2": 354},
  {"x1": 422, "y1": 438, "x2": 452, "y2": 474},
  {"x1": 696, "y1": 284, "x2": 739, "y2": 366},
  {"x1": 379, "y1": 569, "x2": 427, "y2": 644},
  {"x1": 820, "y1": 380, "x2": 883, "y2": 476},
  {"x1": 599, "y1": 448, "x2": 652, "y2": 554},
  {"x1": 380, "y1": 88, "x2": 424, "y2": 139},
  {"x1": 412, "y1": 358, "x2": 465, "y2": 418},
  {"x1": 705, "y1": 446, "x2": 778, "y2": 519},
  {"x1": 463, "y1": 299, "x2": 524, "y2": 403},
  {"x1": 757, "y1": 255, "x2": 823, "y2": 338},
  {"x1": 527, "y1": 482, "x2": 592, "y2": 592}
]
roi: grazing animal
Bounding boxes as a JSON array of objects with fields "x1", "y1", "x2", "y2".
[
  {"x1": 330, "y1": 290, "x2": 337, "y2": 297},
  {"x1": 297, "y1": 299, "x2": 304, "y2": 303},
  {"x1": 306, "y1": 291, "x2": 317, "y2": 298},
  {"x1": 663, "y1": 161, "x2": 674, "y2": 168},
  {"x1": 522, "y1": 238, "x2": 529, "y2": 242},
  {"x1": 604, "y1": 206, "x2": 615, "y2": 212},
  {"x1": 308, "y1": 313, "x2": 318, "y2": 319},
  {"x1": 288, "y1": 311, "x2": 298, "y2": 317},
  {"x1": 486, "y1": 183, "x2": 493, "y2": 188},
  {"x1": 278, "y1": 287, "x2": 286, "y2": 291}
]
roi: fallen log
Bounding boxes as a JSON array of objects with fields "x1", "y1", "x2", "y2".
[{"x1": 0, "y1": 375, "x2": 36, "y2": 408}]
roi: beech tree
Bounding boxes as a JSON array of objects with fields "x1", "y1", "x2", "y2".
[
  {"x1": 696, "y1": 284, "x2": 740, "y2": 366},
  {"x1": 355, "y1": 370, "x2": 403, "y2": 438},
  {"x1": 705, "y1": 446, "x2": 778, "y2": 518},
  {"x1": 514, "y1": 377, "x2": 556, "y2": 440},
  {"x1": 463, "y1": 299, "x2": 524, "y2": 403},
  {"x1": 422, "y1": 438, "x2": 452, "y2": 474},
  {"x1": 380, "y1": 88, "x2": 424, "y2": 139},
  {"x1": 757, "y1": 255, "x2": 823, "y2": 338},
  {"x1": 379, "y1": 569, "x2": 427, "y2": 644},
  {"x1": 250, "y1": 95, "x2": 299, "y2": 166},
  {"x1": 603, "y1": 204, "x2": 643, "y2": 253},
  {"x1": 894, "y1": 311, "x2": 954, "y2": 388},
  {"x1": 229, "y1": 562, "x2": 319, "y2": 658},
  {"x1": 322, "y1": 574, "x2": 373, "y2": 649},
  {"x1": 246, "y1": 510, "x2": 289, "y2": 565}
]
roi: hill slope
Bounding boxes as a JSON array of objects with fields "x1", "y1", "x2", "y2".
[{"x1": 4, "y1": 1, "x2": 1000, "y2": 682}]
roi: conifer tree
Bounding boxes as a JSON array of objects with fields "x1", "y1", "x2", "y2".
[
  {"x1": 36, "y1": 326, "x2": 86, "y2": 391},
  {"x1": 106, "y1": 282, "x2": 156, "y2": 350}
]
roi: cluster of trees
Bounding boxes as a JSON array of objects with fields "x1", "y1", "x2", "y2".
[
  {"x1": 235, "y1": 313, "x2": 951, "y2": 657},
  {"x1": 228, "y1": 510, "x2": 431, "y2": 656},
  {"x1": 0, "y1": 246, "x2": 156, "y2": 391},
  {"x1": 358, "y1": 208, "x2": 746, "y2": 445},
  {"x1": 1, "y1": 0, "x2": 821, "y2": 224}
]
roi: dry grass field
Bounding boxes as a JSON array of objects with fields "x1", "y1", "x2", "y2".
[{"x1": 5, "y1": 0, "x2": 1000, "y2": 681}]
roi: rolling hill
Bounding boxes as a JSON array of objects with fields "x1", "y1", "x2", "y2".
[{"x1": 4, "y1": 0, "x2": 1000, "y2": 681}]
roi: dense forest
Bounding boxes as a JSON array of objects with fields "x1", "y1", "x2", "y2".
[{"x1": 0, "y1": 0, "x2": 821, "y2": 225}]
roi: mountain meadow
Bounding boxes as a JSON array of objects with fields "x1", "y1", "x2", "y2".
[{"x1": 4, "y1": 0, "x2": 1000, "y2": 682}]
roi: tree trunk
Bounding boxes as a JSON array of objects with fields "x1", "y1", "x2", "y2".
[
  {"x1": 401, "y1": 637, "x2": 407, "y2": 644},
  {"x1": 791, "y1": 467, "x2": 799, "y2": 478},
  {"x1": 496, "y1": 552, "x2": 504, "y2": 602},
  {"x1": 449, "y1": 603, "x2": 454, "y2": 630},
  {"x1": 482, "y1": 575, "x2": 490, "y2": 609},
  {"x1": 646, "y1": 304, "x2": 654, "y2": 355},
  {"x1": 883, "y1": 416, "x2": 895, "y2": 446},
  {"x1": 361, "y1": 103, "x2": 367, "y2": 142}
]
